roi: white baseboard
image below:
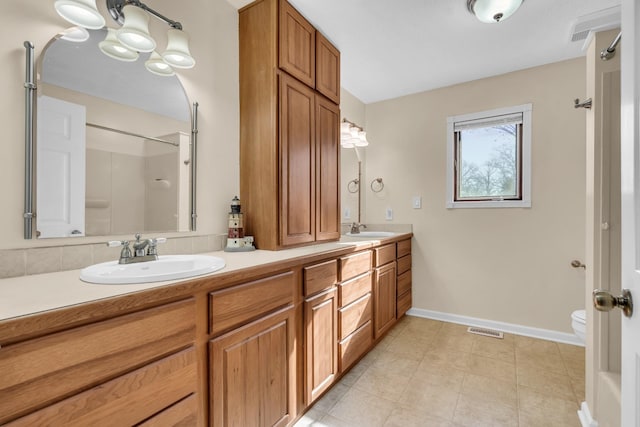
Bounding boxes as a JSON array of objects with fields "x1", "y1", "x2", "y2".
[
  {"x1": 406, "y1": 308, "x2": 584, "y2": 346},
  {"x1": 577, "y1": 401, "x2": 598, "y2": 427}
]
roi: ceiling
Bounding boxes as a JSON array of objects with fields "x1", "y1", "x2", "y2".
[{"x1": 227, "y1": 0, "x2": 621, "y2": 104}]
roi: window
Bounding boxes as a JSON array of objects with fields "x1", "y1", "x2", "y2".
[{"x1": 446, "y1": 104, "x2": 531, "y2": 208}]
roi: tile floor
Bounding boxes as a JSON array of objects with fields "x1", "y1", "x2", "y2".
[{"x1": 295, "y1": 315, "x2": 585, "y2": 427}]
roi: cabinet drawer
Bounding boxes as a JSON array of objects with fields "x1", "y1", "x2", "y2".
[
  {"x1": 0, "y1": 299, "x2": 195, "y2": 425},
  {"x1": 339, "y1": 293, "x2": 372, "y2": 340},
  {"x1": 397, "y1": 254, "x2": 412, "y2": 275},
  {"x1": 397, "y1": 270, "x2": 412, "y2": 296},
  {"x1": 374, "y1": 244, "x2": 396, "y2": 267},
  {"x1": 9, "y1": 348, "x2": 197, "y2": 426},
  {"x1": 340, "y1": 251, "x2": 371, "y2": 281},
  {"x1": 397, "y1": 291, "x2": 412, "y2": 318},
  {"x1": 304, "y1": 259, "x2": 338, "y2": 297},
  {"x1": 397, "y1": 238, "x2": 411, "y2": 258},
  {"x1": 339, "y1": 272, "x2": 371, "y2": 307},
  {"x1": 339, "y1": 320, "x2": 373, "y2": 372},
  {"x1": 209, "y1": 271, "x2": 294, "y2": 335},
  {"x1": 138, "y1": 394, "x2": 198, "y2": 427}
]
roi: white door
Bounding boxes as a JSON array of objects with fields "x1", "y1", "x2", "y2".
[
  {"x1": 620, "y1": 0, "x2": 640, "y2": 425},
  {"x1": 36, "y1": 96, "x2": 86, "y2": 238}
]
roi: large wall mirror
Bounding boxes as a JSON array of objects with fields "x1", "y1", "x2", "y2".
[{"x1": 31, "y1": 28, "x2": 195, "y2": 239}]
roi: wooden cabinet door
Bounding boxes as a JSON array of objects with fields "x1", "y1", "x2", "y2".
[
  {"x1": 279, "y1": 0, "x2": 315, "y2": 87},
  {"x1": 210, "y1": 306, "x2": 296, "y2": 427},
  {"x1": 315, "y1": 96, "x2": 340, "y2": 242},
  {"x1": 304, "y1": 287, "x2": 338, "y2": 404},
  {"x1": 279, "y1": 73, "x2": 316, "y2": 247},
  {"x1": 374, "y1": 262, "x2": 397, "y2": 339},
  {"x1": 315, "y1": 33, "x2": 340, "y2": 104}
]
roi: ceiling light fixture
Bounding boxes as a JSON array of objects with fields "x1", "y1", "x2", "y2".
[
  {"x1": 54, "y1": 0, "x2": 195, "y2": 73},
  {"x1": 467, "y1": 0, "x2": 524, "y2": 23},
  {"x1": 341, "y1": 119, "x2": 369, "y2": 148}
]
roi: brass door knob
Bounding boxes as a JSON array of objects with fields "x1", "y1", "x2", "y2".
[{"x1": 593, "y1": 289, "x2": 633, "y2": 318}]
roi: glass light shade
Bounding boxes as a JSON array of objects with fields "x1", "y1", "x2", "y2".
[
  {"x1": 54, "y1": 0, "x2": 106, "y2": 30},
  {"x1": 355, "y1": 131, "x2": 369, "y2": 147},
  {"x1": 468, "y1": 0, "x2": 523, "y2": 23},
  {"x1": 117, "y1": 5, "x2": 156, "y2": 52},
  {"x1": 99, "y1": 28, "x2": 139, "y2": 62},
  {"x1": 350, "y1": 127, "x2": 360, "y2": 138},
  {"x1": 146, "y1": 51, "x2": 175, "y2": 76},
  {"x1": 162, "y1": 29, "x2": 196, "y2": 69},
  {"x1": 341, "y1": 140, "x2": 355, "y2": 149},
  {"x1": 58, "y1": 26, "x2": 90, "y2": 42}
]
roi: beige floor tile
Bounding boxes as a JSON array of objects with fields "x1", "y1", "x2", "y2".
[
  {"x1": 338, "y1": 362, "x2": 368, "y2": 386},
  {"x1": 352, "y1": 364, "x2": 413, "y2": 402},
  {"x1": 570, "y1": 375, "x2": 586, "y2": 404},
  {"x1": 423, "y1": 345, "x2": 472, "y2": 371},
  {"x1": 328, "y1": 388, "x2": 396, "y2": 427},
  {"x1": 414, "y1": 360, "x2": 465, "y2": 392},
  {"x1": 562, "y1": 351, "x2": 586, "y2": 380},
  {"x1": 395, "y1": 325, "x2": 440, "y2": 343},
  {"x1": 431, "y1": 332, "x2": 475, "y2": 353},
  {"x1": 398, "y1": 381, "x2": 460, "y2": 421},
  {"x1": 293, "y1": 408, "x2": 326, "y2": 426},
  {"x1": 518, "y1": 385, "x2": 581, "y2": 427},
  {"x1": 385, "y1": 333, "x2": 433, "y2": 360},
  {"x1": 315, "y1": 414, "x2": 354, "y2": 427},
  {"x1": 516, "y1": 362, "x2": 576, "y2": 401},
  {"x1": 460, "y1": 372, "x2": 518, "y2": 408},
  {"x1": 313, "y1": 382, "x2": 350, "y2": 413},
  {"x1": 438, "y1": 322, "x2": 470, "y2": 336},
  {"x1": 471, "y1": 336, "x2": 516, "y2": 364},
  {"x1": 453, "y1": 393, "x2": 518, "y2": 427},
  {"x1": 383, "y1": 407, "x2": 454, "y2": 427},
  {"x1": 557, "y1": 342, "x2": 585, "y2": 362},
  {"x1": 370, "y1": 351, "x2": 421, "y2": 375},
  {"x1": 516, "y1": 346, "x2": 568, "y2": 375},
  {"x1": 466, "y1": 354, "x2": 517, "y2": 384}
]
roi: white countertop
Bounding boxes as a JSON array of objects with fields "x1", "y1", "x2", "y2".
[{"x1": 0, "y1": 235, "x2": 404, "y2": 322}]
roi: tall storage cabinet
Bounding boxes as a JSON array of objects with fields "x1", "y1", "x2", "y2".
[{"x1": 240, "y1": 0, "x2": 341, "y2": 250}]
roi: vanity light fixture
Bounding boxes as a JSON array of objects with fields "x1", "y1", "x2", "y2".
[
  {"x1": 467, "y1": 0, "x2": 524, "y2": 23},
  {"x1": 341, "y1": 119, "x2": 369, "y2": 148},
  {"x1": 98, "y1": 27, "x2": 139, "y2": 61},
  {"x1": 145, "y1": 51, "x2": 175, "y2": 76},
  {"x1": 54, "y1": 0, "x2": 195, "y2": 72},
  {"x1": 58, "y1": 26, "x2": 91, "y2": 42}
]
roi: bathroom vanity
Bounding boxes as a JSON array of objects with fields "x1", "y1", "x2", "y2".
[{"x1": 0, "y1": 234, "x2": 412, "y2": 426}]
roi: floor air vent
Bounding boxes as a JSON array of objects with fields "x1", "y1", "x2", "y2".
[{"x1": 467, "y1": 327, "x2": 504, "y2": 339}]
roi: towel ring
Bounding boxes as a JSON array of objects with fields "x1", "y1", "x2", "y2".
[
  {"x1": 370, "y1": 178, "x2": 384, "y2": 193},
  {"x1": 347, "y1": 179, "x2": 359, "y2": 193}
]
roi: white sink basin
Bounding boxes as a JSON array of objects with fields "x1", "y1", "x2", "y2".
[
  {"x1": 80, "y1": 255, "x2": 226, "y2": 284},
  {"x1": 345, "y1": 231, "x2": 395, "y2": 238}
]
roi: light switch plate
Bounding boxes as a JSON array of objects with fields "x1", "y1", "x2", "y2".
[
  {"x1": 385, "y1": 207, "x2": 393, "y2": 220},
  {"x1": 344, "y1": 207, "x2": 351, "y2": 220},
  {"x1": 412, "y1": 196, "x2": 422, "y2": 209}
]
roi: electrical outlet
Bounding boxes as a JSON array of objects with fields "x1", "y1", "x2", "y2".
[
  {"x1": 385, "y1": 207, "x2": 393, "y2": 220},
  {"x1": 343, "y1": 207, "x2": 351, "y2": 220},
  {"x1": 412, "y1": 196, "x2": 422, "y2": 209}
]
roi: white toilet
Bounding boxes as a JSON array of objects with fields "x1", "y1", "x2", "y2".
[{"x1": 571, "y1": 309, "x2": 586, "y2": 344}]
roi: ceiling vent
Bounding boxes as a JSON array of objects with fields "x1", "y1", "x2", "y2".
[{"x1": 570, "y1": 5, "x2": 621, "y2": 50}]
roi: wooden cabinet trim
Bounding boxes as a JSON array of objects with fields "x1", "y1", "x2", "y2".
[
  {"x1": 397, "y1": 254, "x2": 412, "y2": 276},
  {"x1": 397, "y1": 239, "x2": 411, "y2": 258},
  {"x1": 315, "y1": 32, "x2": 340, "y2": 103},
  {"x1": 374, "y1": 243, "x2": 396, "y2": 267},
  {"x1": 278, "y1": 0, "x2": 315, "y2": 87},
  {"x1": 338, "y1": 272, "x2": 372, "y2": 308},
  {"x1": 397, "y1": 270, "x2": 412, "y2": 296},
  {"x1": 339, "y1": 320, "x2": 372, "y2": 373},
  {"x1": 338, "y1": 293, "x2": 372, "y2": 340},
  {"x1": 339, "y1": 250, "x2": 372, "y2": 282},
  {"x1": 304, "y1": 259, "x2": 338, "y2": 297},
  {"x1": 374, "y1": 262, "x2": 397, "y2": 340}
]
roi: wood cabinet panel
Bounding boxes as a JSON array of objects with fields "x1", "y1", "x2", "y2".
[
  {"x1": 304, "y1": 259, "x2": 338, "y2": 297},
  {"x1": 278, "y1": 0, "x2": 315, "y2": 87},
  {"x1": 397, "y1": 290, "x2": 412, "y2": 318},
  {"x1": 397, "y1": 238, "x2": 411, "y2": 258},
  {"x1": 304, "y1": 288, "x2": 338, "y2": 404},
  {"x1": 315, "y1": 32, "x2": 340, "y2": 104},
  {"x1": 315, "y1": 95, "x2": 340, "y2": 242},
  {"x1": 210, "y1": 306, "x2": 296, "y2": 427},
  {"x1": 8, "y1": 348, "x2": 197, "y2": 427},
  {"x1": 338, "y1": 272, "x2": 372, "y2": 307},
  {"x1": 209, "y1": 271, "x2": 294, "y2": 336},
  {"x1": 339, "y1": 250, "x2": 372, "y2": 282},
  {"x1": 138, "y1": 394, "x2": 198, "y2": 427},
  {"x1": 0, "y1": 299, "x2": 195, "y2": 424},
  {"x1": 397, "y1": 254, "x2": 412, "y2": 275},
  {"x1": 397, "y1": 270, "x2": 412, "y2": 296},
  {"x1": 339, "y1": 320, "x2": 373, "y2": 372},
  {"x1": 374, "y1": 243, "x2": 396, "y2": 267},
  {"x1": 339, "y1": 293, "x2": 372, "y2": 340},
  {"x1": 279, "y1": 73, "x2": 316, "y2": 246},
  {"x1": 374, "y1": 262, "x2": 397, "y2": 339}
]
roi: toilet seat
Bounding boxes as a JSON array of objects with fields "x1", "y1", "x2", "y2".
[
  {"x1": 571, "y1": 309, "x2": 586, "y2": 344},
  {"x1": 572, "y1": 309, "x2": 586, "y2": 324}
]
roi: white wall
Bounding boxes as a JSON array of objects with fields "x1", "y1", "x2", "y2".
[
  {"x1": 1, "y1": 0, "x2": 239, "y2": 249},
  {"x1": 364, "y1": 58, "x2": 587, "y2": 333}
]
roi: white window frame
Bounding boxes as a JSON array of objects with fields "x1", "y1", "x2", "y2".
[{"x1": 446, "y1": 103, "x2": 532, "y2": 209}]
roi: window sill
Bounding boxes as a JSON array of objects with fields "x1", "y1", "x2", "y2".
[{"x1": 446, "y1": 200, "x2": 531, "y2": 209}]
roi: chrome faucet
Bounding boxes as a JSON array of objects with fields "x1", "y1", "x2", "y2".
[
  {"x1": 350, "y1": 222, "x2": 367, "y2": 234},
  {"x1": 107, "y1": 234, "x2": 166, "y2": 264}
]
